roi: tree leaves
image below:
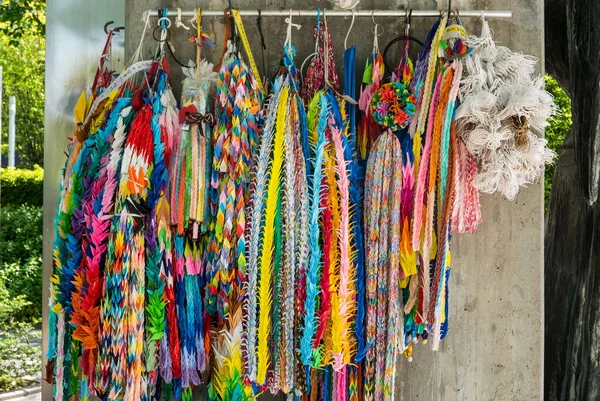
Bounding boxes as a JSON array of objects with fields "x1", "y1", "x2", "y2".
[
  {"x1": 0, "y1": 15, "x2": 45, "y2": 167},
  {"x1": 544, "y1": 75, "x2": 572, "y2": 209},
  {"x1": 0, "y1": 0, "x2": 45, "y2": 47}
]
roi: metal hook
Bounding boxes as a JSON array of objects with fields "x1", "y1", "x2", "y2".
[
  {"x1": 104, "y1": 21, "x2": 124, "y2": 34},
  {"x1": 257, "y1": 9, "x2": 267, "y2": 50},
  {"x1": 343, "y1": 2, "x2": 358, "y2": 50},
  {"x1": 226, "y1": 0, "x2": 238, "y2": 48}
]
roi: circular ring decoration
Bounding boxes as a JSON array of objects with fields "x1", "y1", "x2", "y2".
[{"x1": 370, "y1": 81, "x2": 416, "y2": 130}]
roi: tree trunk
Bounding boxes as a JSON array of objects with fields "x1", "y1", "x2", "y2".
[
  {"x1": 545, "y1": 0, "x2": 600, "y2": 399},
  {"x1": 544, "y1": 133, "x2": 600, "y2": 400}
]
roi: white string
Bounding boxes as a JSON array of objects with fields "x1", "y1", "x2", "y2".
[
  {"x1": 371, "y1": 10, "x2": 383, "y2": 54},
  {"x1": 300, "y1": 52, "x2": 317, "y2": 84},
  {"x1": 284, "y1": 9, "x2": 302, "y2": 49},
  {"x1": 127, "y1": 10, "x2": 151, "y2": 68}
]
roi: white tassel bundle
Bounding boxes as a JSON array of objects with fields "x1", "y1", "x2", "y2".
[{"x1": 456, "y1": 18, "x2": 556, "y2": 200}]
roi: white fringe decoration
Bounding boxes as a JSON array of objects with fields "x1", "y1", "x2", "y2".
[{"x1": 456, "y1": 18, "x2": 556, "y2": 200}]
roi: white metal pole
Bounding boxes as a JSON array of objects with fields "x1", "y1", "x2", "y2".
[
  {"x1": 148, "y1": 9, "x2": 512, "y2": 18},
  {"x1": 8, "y1": 96, "x2": 16, "y2": 167}
]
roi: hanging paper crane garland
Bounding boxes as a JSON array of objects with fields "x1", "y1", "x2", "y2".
[{"x1": 45, "y1": 11, "x2": 556, "y2": 401}]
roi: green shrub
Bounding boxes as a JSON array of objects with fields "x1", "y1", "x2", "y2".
[
  {"x1": 0, "y1": 166, "x2": 43, "y2": 206},
  {"x1": 545, "y1": 75, "x2": 571, "y2": 209},
  {"x1": 0, "y1": 204, "x2": 43, "y2": 321},
  {"x1": 0, "y1": 284, "x2": 41, "y2": 392},
  {"x1": 0, "y1": 259, "x2": 42, "y2": 321}
]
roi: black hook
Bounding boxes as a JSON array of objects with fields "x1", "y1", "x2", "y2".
[
  {"x1": 104, "y1": 20, "x2": 124, "y2": 34},
  {"x1": 256, "y1": 8, "x2": 267, "y2": 82},
  {"x1": 447, "y1": 0, "x2": 452, "y2": 17},
  {"x1": 226, "y1": 1, "x2": 240, "y2": 52},
  {"x1": 257, "y1": 9, "x2": 266, "y2": 50},
  {"x1": 104, "y1": 20, "x2": 114, "y2": 34},
  {"x1": 382, "y1": 36, "x2": 425, "y2": 73}
]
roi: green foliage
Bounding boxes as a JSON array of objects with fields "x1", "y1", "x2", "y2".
[
  {"x1": 0, "y1": 166, "x2": 44, "y2": 206},
  {"x1": 0, "y1": 2, "x2": 44, "y2": 392},
  {"x1": 545, "y1": 75, "x2": 572, "y2": 209},
  {"x1": 0, "y1": 0, "x2": 45, "y2": 46},
  {"x1": 0, "y1": 13, "x2": 45, "y2": 167},
  {"x1": 0, "y1": 204, "x2": 43, "y2": 321},
  {"x1": 0, "y1": 284, "x2": 41, "y2": 392}
]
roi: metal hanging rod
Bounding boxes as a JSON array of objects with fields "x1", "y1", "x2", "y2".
[{"x1": 148, "y1": 9, "x2": 512, "y2": 19}]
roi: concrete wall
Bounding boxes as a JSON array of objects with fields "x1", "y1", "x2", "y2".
[{"x1": 42, "y1": 0, "x2": 544, "y2": 400}]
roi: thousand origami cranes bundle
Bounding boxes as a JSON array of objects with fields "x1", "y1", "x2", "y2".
[{"x1": 46, "y1": 8, "x2": 555, "y2": 401}]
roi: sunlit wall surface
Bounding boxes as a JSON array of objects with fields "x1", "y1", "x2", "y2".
[{"x1": 42, "y1": 2, "x2": 124, "y2": 399}]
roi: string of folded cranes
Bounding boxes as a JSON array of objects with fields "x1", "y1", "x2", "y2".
[{"x1": 46, "y1": 7, "x2": 555, "y2": 401}]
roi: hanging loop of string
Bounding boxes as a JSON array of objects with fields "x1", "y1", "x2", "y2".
[
  {"x1": 284, "y1": 9, "x2": 302, "y2": 50},
  {"x1": 128, "y1": 10, "x2": 151, "y2": 68},
  {"x1": 371, "y1": 10, "x2": 384, "y2": 54}
]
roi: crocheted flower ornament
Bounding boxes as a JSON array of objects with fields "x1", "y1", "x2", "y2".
[{"x1": 370, "y1": 81, "x2": 416, "y2": 130}]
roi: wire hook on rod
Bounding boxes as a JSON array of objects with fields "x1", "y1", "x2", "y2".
[{"x1": 104, "y1": 20, "x2": 124, "y2": 34}]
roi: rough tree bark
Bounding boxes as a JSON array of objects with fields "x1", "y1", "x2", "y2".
[{"x1": 545, "y1": 0, "x2": 600, "y2": 400}]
